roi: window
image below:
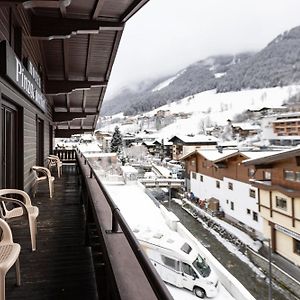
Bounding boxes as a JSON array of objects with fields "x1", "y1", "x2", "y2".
[
  {"x1": 248, "y1": 168, "x2": 255, "y2": 177},
  {"x1": 200, "y1": 175, "x2": 203, "y2": 182},
  {"x1": 228, "y1": 182, "x2": 233, "y2": 190},
  {"x1": 296, "y1": 172, "x2": 300, "y2": 182},
  {"x1": 294, "y1": 239, "x2": 300, "y2": 255},
  {"x1": 181, "y1": 243, "x2": 192, "y2": 254},
  {"x1": 182, "y1": 262, "x2": 197, "y2": 278},
  {"x1": 284, "y1": 170, "x2": 295, "y2": 181},
  {"x1": 161, "y1": 255, "x2": 179, "y2": 271},
  {"x1": 263, "y1": 171, "x2": 272, "y2": 180},
  {"x1": 192, "y1": 172, "x2": 196, "y2": 179},
  {"x1": 249, "y1": 189, "x2": 256, "y2": 198},
  {"x1": 226, "y1": 199, "x2": 229, "y2": 204},
  {"x1": 247, "y1": 209, "x2": 251, "y2": 214},
  {"x1": 253, "y1": 212, "x2": 258, "y2": 221},
  {"x1": 275, "y1": 196, "x2": 287, "y2": 210},
  {"x1": 230, "y1": 201, "x2": 234, "y2": 210},
  {"x1": 216, "y1": 180, "x2": 220, "y2": 188}
]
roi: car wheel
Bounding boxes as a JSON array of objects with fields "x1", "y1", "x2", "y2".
[{"x1": 194, "y1": 286, "x2": 206, "y2": 299}]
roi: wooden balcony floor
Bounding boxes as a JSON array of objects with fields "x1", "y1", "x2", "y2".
[{"x1": 6, "y1": 165, "x2": 98, "y2": 300}]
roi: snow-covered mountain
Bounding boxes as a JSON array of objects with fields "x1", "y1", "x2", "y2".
[
  {"x1": 101, "y1": 25, "x2": 300, "y2": 117},
  {"x1": 98, "y1": 85, "x2": 300, "y2": 139}
]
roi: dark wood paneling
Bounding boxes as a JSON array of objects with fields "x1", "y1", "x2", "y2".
[{"x1": 0, "y1": 7, "x2": 9, "y2": 41}]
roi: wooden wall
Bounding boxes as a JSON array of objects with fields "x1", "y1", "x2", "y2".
[{"x1": 0, "y1": 6, "x2": 53, "y2": 193}]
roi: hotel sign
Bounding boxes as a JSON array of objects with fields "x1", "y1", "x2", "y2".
[
  {"x1": 274, "y1": 224, "x2": 300, "y2": 241},
  {"x1": 0, "y1": 41, "x2": 46, "y2": 112}
]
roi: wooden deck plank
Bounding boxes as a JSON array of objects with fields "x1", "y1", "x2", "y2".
[{"x1": 5, "y1": 165, "x2": 98, "y2": 300}]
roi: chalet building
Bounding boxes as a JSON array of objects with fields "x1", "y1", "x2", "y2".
[
  {"x1": 153, "y1": 139, "x2": 173, "y2": 158},
  {"x1": 180, "y1": 148, "x2": 278, "y2": 235},
  {"x1": 244, "y1": 148, "x2": 300, "y2": 266},
  {"x1": 168, "y1": 135, "x2": 219, "y2": 160},
  {"x1": 141, "y1": 140, "x2": 155, "y2": 155},
  {"x1": 231, "y1": 122, "x2": 260, "y2": 139},
  {"x1": 0, "y1": 2, "x2": 171, "y2": 300}
]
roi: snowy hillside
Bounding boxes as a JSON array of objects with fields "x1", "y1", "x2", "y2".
[{"x1": 98, "y1": 85, "x2": 300, "y2": 139}]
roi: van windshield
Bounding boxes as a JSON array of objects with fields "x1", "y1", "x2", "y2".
[{"x1": 192, "y1": 255, "x2": 211, "y2": 278}]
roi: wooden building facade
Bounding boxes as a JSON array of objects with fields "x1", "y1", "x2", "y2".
[{"x1": 244, "y1": 148, "x2": 300, "y2": 266}]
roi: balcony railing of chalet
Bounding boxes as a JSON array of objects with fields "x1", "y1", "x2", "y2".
[
  {"x1": 65, "y1": 148, "x2": 173, "y2": 300},
  {"x1": 53, "y1": 148, "x2": 77, "y2": 162}
]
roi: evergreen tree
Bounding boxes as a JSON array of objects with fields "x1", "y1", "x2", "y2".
[{"x1": 110, "y1": 126, "x2": 123, "y2": 154}]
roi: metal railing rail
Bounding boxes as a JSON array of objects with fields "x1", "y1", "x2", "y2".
[{"x1": 78, "y1": 150, "x2": 173, "y2": 300}]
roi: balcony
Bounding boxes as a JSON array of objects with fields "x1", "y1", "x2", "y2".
[{"x1": 5, "y1": 150, "x2": 172, "y2": 300}]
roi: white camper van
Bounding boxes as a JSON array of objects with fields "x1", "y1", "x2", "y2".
[{"x1": 135, "y1": 229, "x2": 219, "y2": 298}]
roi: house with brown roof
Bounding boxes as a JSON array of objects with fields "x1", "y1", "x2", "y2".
[{"x1": 180, "y1": 148, "x2": 274, "y2": 235}]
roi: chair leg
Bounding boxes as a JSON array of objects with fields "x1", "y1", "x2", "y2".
[
  {"x1": 29, "y1": 217, "x2": 37, "y2": 251},
  {"x1": 0, "y1": 271, "x2": 6, "y2": 300},
  {"x1": 15, "y1": 258, "x2": 21, "y2": 286},
  {"x1": 48, "y1": 180, "x2": 53, "y2": 198},
  {"x1": 32, "y1": 182, "x2": 37, "y2": 198}
]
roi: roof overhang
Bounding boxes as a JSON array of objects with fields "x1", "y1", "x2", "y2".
[{"x1": 2, "y1": 0, "x2": 149, "y2": 137}]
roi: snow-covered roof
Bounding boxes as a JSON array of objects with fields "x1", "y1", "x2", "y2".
[
  {"x1": 243, "y1": 146, "x2": 300, "y2": 165},
  {"x1": 198, "y1": 149, "x2": 239, "y2": 162},
  {"x1": 169, "y1": 134, "x2": 219, "y2": 144},
  {"x1": 121, "y1": 165, "x2": 138, "y2": 174},
  {"x1": 218, "y1": 140, "x2": 239, "y2": 147},
  {"x1": 232, "y1": 123, "x2": 260, "y2": 131},
  {"x1": 273, "y1": 118, "x2": 300, "y2": 123},
  {"x1": 142, "y1": 141, "x2": 155, "y2": 146},
  {"x1": 241, "y1": 151, "x2": 281, "y2": 160}
]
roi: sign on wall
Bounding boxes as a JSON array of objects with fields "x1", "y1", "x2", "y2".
[
  {"x1": 0, "y1": 40, "x2": 46, "y2": 112},
  {"x1": 274, "y1": 224, "x2": 300, "y2": 241}
]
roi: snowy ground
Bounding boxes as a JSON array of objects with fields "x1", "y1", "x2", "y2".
[
  {"x1": 103, "y1": 182, "x2": 236, "y2": 300},
  {"x1": 167, "y1": 283, "x2": 233, "y2": 300}
]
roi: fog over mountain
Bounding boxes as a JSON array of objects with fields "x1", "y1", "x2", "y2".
[{"x1": 101, "y1": 26, "x2": 300, "y2": 116}]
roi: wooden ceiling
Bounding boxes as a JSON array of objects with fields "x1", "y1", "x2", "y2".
[{"x1": 5, "y1": 0, "x2": 149, "y2": 137}]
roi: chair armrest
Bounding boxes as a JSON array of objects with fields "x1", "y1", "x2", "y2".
[
  {"x1": 0, "y1": 196, "x2": 28, "y2": 217},
  {"x1": 32, "y1": 166, "x2": 52, "y2": 178},
  {"x1": 0, "y1": 189, "x2": 32, "y2": 206}
]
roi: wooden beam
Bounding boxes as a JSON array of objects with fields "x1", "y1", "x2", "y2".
[
  {"x1": 53, "y1": 112, "x2": 95, "y2": 123},
  {"x1": 82, "y1": 90, "x2": 87, "y2": 112},
  {"x1": 0, "y1": 0, "x2": 71, "y2": 8},
  {"x1": 31, "y1": 15, "x2": 124, "y2": 40},
  {"x1": 85, "y1": 34, "x2": 93, "y2": 79},
  {"x1": 120, "y1": 0, "x2": 149, "y2": 22},
  {"x1": 92, "y1": 0, "x2": 106, "y2": 20},
  {"x1": 63, "y1": 39, "x2": 69, "y2": 80},
  {"x1": 45, "y1": 80, "x2": 108, "y2": 95},
  {"x1": 55, "y1": 128, "x2": 93, "y2": 138},
  {"x1": 66, "y1": 94, "x2": 70, "y2": 112}
]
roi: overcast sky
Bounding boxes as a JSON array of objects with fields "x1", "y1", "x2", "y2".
[{"x1": 104, "y1": 0, "x2": 300, "y2": 100}]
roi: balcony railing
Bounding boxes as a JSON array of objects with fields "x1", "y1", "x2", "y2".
[{"x1": 74, "y1": 149, "x2": 173, "y2": 300}]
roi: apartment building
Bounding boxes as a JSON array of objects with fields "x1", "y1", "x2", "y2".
[
  {"x1": 244, "y1": 148, "x2": 300, "y2": 266},
  {"x1": 273, "y1": 112, "x2": 300, "y2": 136}
]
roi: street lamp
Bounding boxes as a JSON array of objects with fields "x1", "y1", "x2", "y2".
[{"x1": 262, "y1": 238, "x2": 272, "y2": 300}]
